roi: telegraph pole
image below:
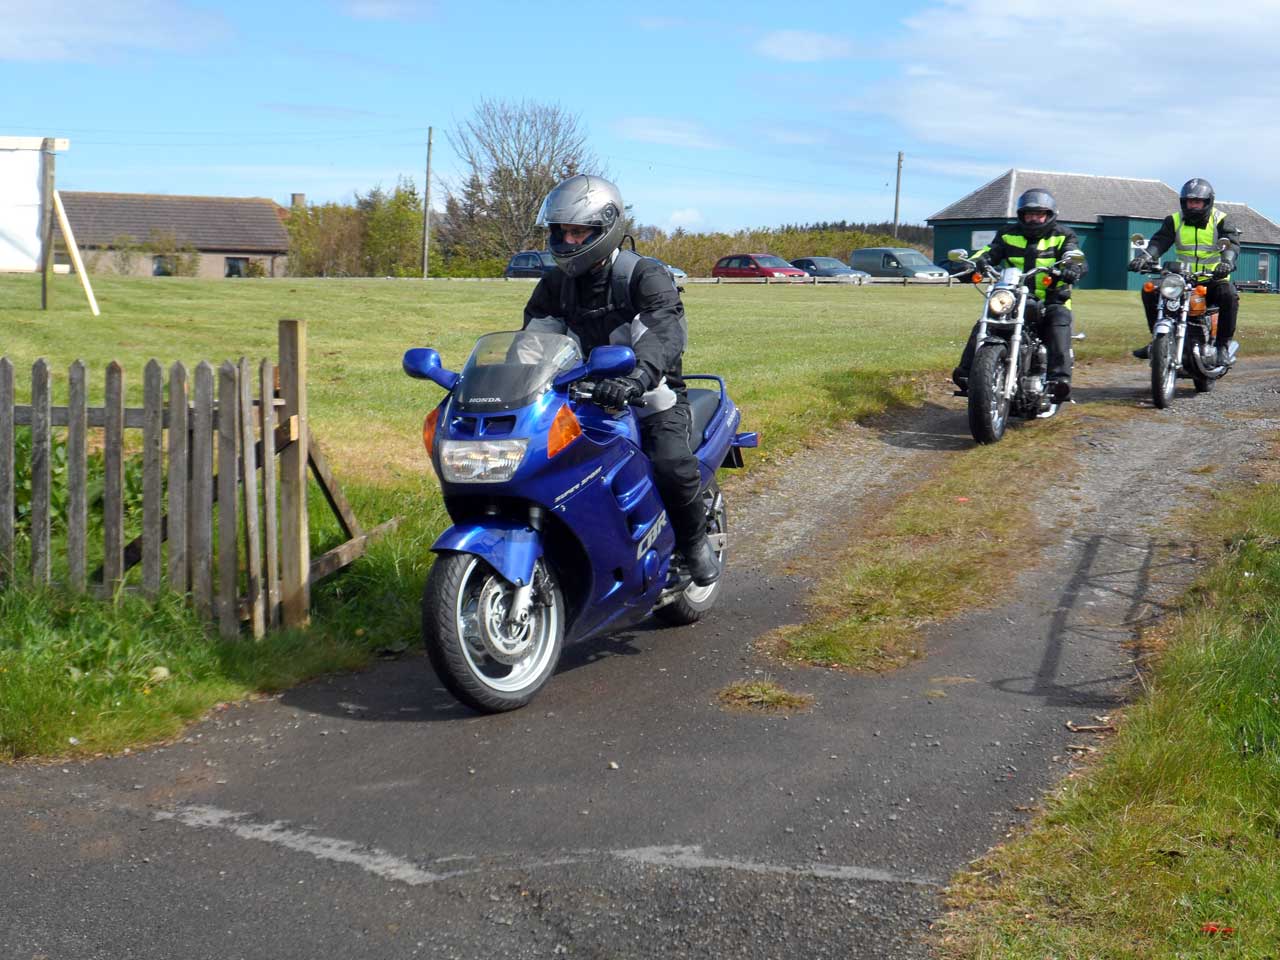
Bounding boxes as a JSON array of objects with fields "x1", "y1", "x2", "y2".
[
  {"x1": 892, "y1": 151, "x2": 904, "y2": 239},
  {"x1": 422, "y1": 126, "x2": 434, "y2": 279}
]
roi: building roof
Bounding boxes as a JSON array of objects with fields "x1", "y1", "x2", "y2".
[
  {"x1": 929, "y1": 169, "x2": 1280, "y2": 246},
  {"x1": 59, "y1": 191, "x2": 290, "y2": 253},
  {"x1": 929, "y1": 169, "x2": 1178, "y2": 224}
]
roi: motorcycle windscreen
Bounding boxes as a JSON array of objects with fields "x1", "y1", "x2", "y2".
[{"x1": 455, "y1": 331, "x2": 583, "y2": 413}]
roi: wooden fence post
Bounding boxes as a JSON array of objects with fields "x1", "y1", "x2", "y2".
[
  {"x1": 167, "y1": 363, "x2": 189, "y2": 592},
  {"x1": 142, "y1": 360, "x2": 163, "y2": 598},
  {"x1": 278, "y1": 319, "x2": 309, "y2": 627},
  {"x1": 191, "y1": 362, "x2": 215, "y2": 619},
  {"x1": 239, "y1": 358, "x2": 265, "y2": 638},
  {"x1": 260, "y1": 359, "x2": 280, "y2": 629},
  {"x1": 67, "y1": 361, "x2": 87, "y2": 593},
  {"x1": 0, "y1": 358, "x2": 13, "y2": 582},
  {"x1": 103, "y1": 362, "x2": 125, "y2": 593},
  {"x1": 217, "y1": 361, "x2": 239, "y2": 639},
  {"x1": 30, "y1": 359, "x2": 51, "y2": 584}
]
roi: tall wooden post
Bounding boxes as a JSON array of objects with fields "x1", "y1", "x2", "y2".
[
  {"x1": 892, "y1": 150, "x2": 904, "y2": 239},
  {"x1": 40, "y1": 138, "x2": 55, "y2": 309},
  {"x1": 422, "y1": 126, "x2": 433, "y2": 279},
  {"x1": 278, "y1": 319, "x2": 310, "y2": 627}
]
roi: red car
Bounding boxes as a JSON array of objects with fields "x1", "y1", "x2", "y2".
[{"x1": 712, "y1": 253, "x2": 808, "y2": 279}]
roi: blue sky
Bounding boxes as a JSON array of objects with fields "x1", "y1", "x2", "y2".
[{"x1": 4, "y1": 0, "x2": 1278, "y2": 232}]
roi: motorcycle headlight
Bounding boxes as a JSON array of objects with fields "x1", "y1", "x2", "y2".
[
  {"x1": 439, "y1": 439, "x2": 529, "y2": 483},
  {"x1": 1159, "y1": 275, "x2": 1186, "y2": 300},
  {"x1": 987, "y1": 289, "x2": 1016, "y2": 317}
]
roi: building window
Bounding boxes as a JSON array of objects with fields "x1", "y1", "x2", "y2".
[
  {"x1": 225, "y1": 256, "x2": 248, "y2": 278},
  {"x1": 152, "y1": 255, "x2": 175, "y2": 277},
  {"x1": 971, "y1": 230, "x2": 996, "y2": 251},
  {"x1": 1259, "y1": 253, "x2": 1270, "y2": 285}
]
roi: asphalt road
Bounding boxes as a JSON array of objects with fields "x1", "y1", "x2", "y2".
[{"x1": 4, "y1": 359, "x2": 1279, "y2": 960}]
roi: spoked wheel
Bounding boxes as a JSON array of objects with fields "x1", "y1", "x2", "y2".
[
  {"x1": 967, "y1": 343, "x2": 1010, "y2": 444},
  {"x1": 422, "y1": 554, "x2": 564, "y2": 713},
  {"x1": 654, "y1": 480, "x2": 727, "y2": 626},
  {"x1": 1150, "y1": 334, "x2": 1176, "y2": 408}
]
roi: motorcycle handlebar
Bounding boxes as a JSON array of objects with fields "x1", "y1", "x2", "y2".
[{"x1": 571, "y1": 380, "x2": 648, "y2": 409}]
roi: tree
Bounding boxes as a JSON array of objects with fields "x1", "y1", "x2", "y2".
[
  {"x1": 359, "y1": 177, "x2": 423, "y2": 277},
  {"x1": 440, "y1": 99, "x2": 597, "y2": 261}
]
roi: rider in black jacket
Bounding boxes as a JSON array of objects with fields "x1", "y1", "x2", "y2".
[
  {"x1": 522, "y1": 174, "x2": 719, "y2": 586},
  {"x1": 1129, "y1": 178, "x2": 1242, "y2": 367},
  {"x1": 951, "y1": 188, "x2": 1087, "y2": 403}
]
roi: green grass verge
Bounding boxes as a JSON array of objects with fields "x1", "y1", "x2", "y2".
[
  {"x1": 938, "y1": 480, "x2": 1280, "y2": 959},
  {"x1": 4, "y1": 275, "x2": 1280, "y2": 758}
]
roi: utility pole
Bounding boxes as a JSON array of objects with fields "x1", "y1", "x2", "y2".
[
  {"x1": 892, "y1": 151, "x2": 904, "y2": 239},
  {"x1": 422, "y1": 126, "x2": 433, "y2": 279},
  {"x1": 40, "y1": 137, "x2": 55, "y2": 309}
]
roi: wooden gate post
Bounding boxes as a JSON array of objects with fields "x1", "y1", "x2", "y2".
[{"x1": 278, "y1": 319, "x2": 309, "y2": 627}]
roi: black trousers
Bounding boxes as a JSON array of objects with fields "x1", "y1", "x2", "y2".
[
  {"x1": 639, "y1": 400, "x2": 705, "y2": 546},
  {"x1": 955, "y1": 302, "x2": 1074, "y2": 382},
  {"x1": 1141, "y1": 279, "x2": 1238, "y2": 343}
]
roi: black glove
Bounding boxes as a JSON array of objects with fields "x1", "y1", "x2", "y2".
[
  {"x1": 1056, "y1": 263, "x2": 1084, "y2": 284},
  {"x1": 592, "y1": 377, "x2": 644, "y2": 410},
  {"x1": 1213, "y1": 260, "x2": 1233, "y2": 280},
  {"x1": 1128, "y1": 255, "x2": 1151, "y2": 272}
]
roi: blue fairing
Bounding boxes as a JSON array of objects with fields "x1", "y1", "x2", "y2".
[
  {"x1": 432, "y1": 521, "x2": 542, "y2": 587},
  {"x1": 412, "y1": 338, "x2": 751, "y2": 647}
]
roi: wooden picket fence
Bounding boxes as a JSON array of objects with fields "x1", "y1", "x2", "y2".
[{"x1": 0, "y1": 320, "x2": 394, "y2": 638}]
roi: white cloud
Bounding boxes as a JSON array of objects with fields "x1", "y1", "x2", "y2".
[
  {"x1": 338, "y1": 0, "x2": 435, "y2": 19},
  {"x1": 755, "y1": 30, "x2": 852, "y2": 63},
  {"x1": 614, "y1": 118, "x2": 723, "y2": 150},
  {"x1": 0, "y1": 0, "x2": 228, "y2": 61},
  {"x1": 875, "y1": 0, "x2": 1280, "y2": 207},
  {"x1": 764, "y1": 127, "x2": 828, "y2": 147},
  {"x1": 667, "y1": 208, "x2": 704, "y2": 229}
]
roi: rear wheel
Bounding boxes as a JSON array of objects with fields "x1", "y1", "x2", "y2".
[
  {"x1": 422, "y1": 554, "x2": 564, "y2": 713},
  {"x1": 968, "y1": 343, "x2": 1010, "y2": 444},
  {"x1": 1151, "y1": 334, "x2": 1176, "y2": 408},
  {"x1": 654, "y1": 481, "x2": 727, "y2": 626}
]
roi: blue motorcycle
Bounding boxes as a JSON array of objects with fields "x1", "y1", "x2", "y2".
[{"x1": 403, "y1": 330, "x2": 758, "y2": 712}]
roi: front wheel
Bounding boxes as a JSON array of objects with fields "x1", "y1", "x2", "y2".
[
  {"x1": 422, "y1": 554, "x2": 564, "y2": 713},
  {"x1": 654, "y1": 480, "x2": 727, "y2": 626},
  {"x1": 968, "y1": 343, "x2": 1010, "y2": 444},
  {"x1": 1151, "y1": 334, "x2": 1176, "y2": 408}
]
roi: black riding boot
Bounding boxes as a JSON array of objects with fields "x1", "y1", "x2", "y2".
[{"x1": 669, "y1": 492, "x2": 720, "y2": 587}]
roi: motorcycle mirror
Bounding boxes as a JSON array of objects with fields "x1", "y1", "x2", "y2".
[
  {"x1": 1130, "y1": 233, "x2": 1147, "y2": 247},
  {"x1": 402, "y1": 348, "x2": 459, "y2": 390},
  {"x1": 586, "y1": 345, "x2": 638, "y2": 380},
  {"x1": 947, "y1": 248, "x2": 969, "y2": 262}
]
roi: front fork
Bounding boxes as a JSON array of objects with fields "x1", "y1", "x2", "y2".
[{"x1": 1154, "y1": 301, "x2": 1189, "y2": 371}]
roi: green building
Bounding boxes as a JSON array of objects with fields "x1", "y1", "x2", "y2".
[{"x1": 928, "y1": 169, "x2": 1280, "y2": 291}]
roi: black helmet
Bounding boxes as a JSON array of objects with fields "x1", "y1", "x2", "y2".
[
  {"x1": 1180, "y1": 178, "x2": 1215, "y2": 227},
  {"x1": 535, "y1": 174, "x2": 626, "y2": 279},
  {"x1": 1015, "y1": 188, "x2": 1058, "y2": 239}
]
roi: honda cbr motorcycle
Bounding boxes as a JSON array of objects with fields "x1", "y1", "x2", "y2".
[
  {"x1": 1129, "y1": 233, "x2": 1236, "y2": 408},
  {"x1": 948, "y1": 248, "x2": 1087, "y2": 444},
  {"x1": 403, "y1": 330, "x2": 757, "y2": 712}
]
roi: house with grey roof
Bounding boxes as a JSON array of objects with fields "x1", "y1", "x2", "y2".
[
  {"x1": 58, "y1": 192, "x2": 291, "y2": 279},
  {"x1": 928, "y1": 169, "x2": 1280, "y2": 291}
]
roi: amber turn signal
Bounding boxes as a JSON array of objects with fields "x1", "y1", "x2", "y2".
[
  {"x1": 422, "y1": 407, "x2": 440, "y2": 455},
  {"x1": 971, "y1": 273, "x2": 982, "y2": 283},
  {"x1": 1194, "y1": 285, "x2": 1207, "y2": 295},
  {"x1": 1143, "y1": 281, "x2": 1155, "y2": 293},
  {"x1": 547, "y1": 403, "x2": 582, "y2": 459}
]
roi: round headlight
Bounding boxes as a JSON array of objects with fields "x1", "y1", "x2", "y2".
[
  {"x1": 1159, "y1": 275, "x2": 1186, "y2": 300},
  {"x1": 988, "y1": 289, "x2": 1016, "y2": 316}
]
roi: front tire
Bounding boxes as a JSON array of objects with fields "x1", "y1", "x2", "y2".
[
  {"x1": 422, "y1": 554, "x2": 564, "y2": 713},
  {"x1": 1151, "y1": 334, "x2": 1176, "y2": 408},
  {"x1": 654, "y1": 481, "x2": 727, "y2": 626},
  {"x1": 968, "y1": 343, "x2": 1010, "y2": 444}
]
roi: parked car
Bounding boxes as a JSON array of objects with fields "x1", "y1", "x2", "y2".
[
  {"x1": 661, "y1": 261, "x2": 688, "y2": 282},
  {"x1": 504, "y1": 250, "x2": 557, "y2": 279},
  {"x1": 789, "y1": 256, "x2": 871, "y2": 283},
  {"x1": 711, "y1": 254, "x2": 808, "y2": 279},
  {"x1": 849, "y1": 247, "x2": 948, "y2": 281}
]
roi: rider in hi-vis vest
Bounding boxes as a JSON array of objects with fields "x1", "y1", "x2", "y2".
[
  {"x1": 1129, "y1": 178, "x2": 1242, "y2": 367},
  {"x1": 951, "y1": 188, "x2": 1087, "y2": 403}
]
